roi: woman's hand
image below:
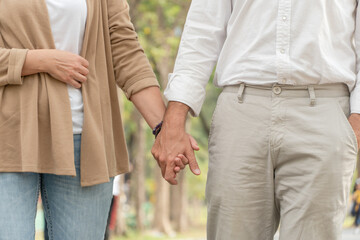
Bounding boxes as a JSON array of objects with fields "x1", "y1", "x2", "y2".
[
  {"x1": 22, "y1": 49, "x2": 89, "y2": 88},
  {"x1": 45, "y1": 50, "x2": 89, "y2": 88}
]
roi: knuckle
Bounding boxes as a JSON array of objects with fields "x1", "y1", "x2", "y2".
[
  {"x1": 158, "y1": 157, "x2": 166, "y2": 164},
  {"x1": 69, "y1": 64, "x2": 76, "y2": 71},
  {"x1": 151, "y1": 149, "x2": 156, "y2": 156},
  {"x1": 152, "y1": 153, "x2": 159, "y2": 160},
  {"x1": 74, "y1": 65, "x2": 81, "y2": 72},
  {"x1": 76, "y1": 56, "x2": 83, "y2": 62}
]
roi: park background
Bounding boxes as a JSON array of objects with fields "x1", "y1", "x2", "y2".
[{"x1": 34, "y1": 0, "x2": 360, "y2": 239}]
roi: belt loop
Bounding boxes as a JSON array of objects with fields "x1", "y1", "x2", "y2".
[
  {"x1": 308, "y1": 86, "x2": 316, "y2": 106},
  {"x1": 237, "y1": 83, "x2": 245, "y2": 103}
]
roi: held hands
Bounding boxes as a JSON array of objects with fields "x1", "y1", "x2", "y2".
[{"x1": 151, "y1": 124, "x2": 201, "y2": 185}]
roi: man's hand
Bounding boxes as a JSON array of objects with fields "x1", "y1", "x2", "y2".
[
  {"x1": 348, "y1": 113, "x2": 360, "y2": 150},
  {"x1": 151, "y1": 102, "x2": 201, "y2": 185}
]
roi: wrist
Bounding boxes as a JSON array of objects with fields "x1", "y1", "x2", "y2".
[
  {"x1": 37, "y1": 49, "x2": 54, "y2": 73},
  {"x1": 163, "y1": 101, "x2": 189, "y2": 129},
  {"x1": 26, "y1": 49, "x2": 53, "y2": 73},
  {"x1": 152, "y1": 121, "x2": 163, "y2": 138}
]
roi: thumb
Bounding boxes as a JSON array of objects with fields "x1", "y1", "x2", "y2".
[
  {"x1": 185, "y1": 148, "x2": 201, "y2": 175},
  {"x1": 188, "y1": 135, "x2": 200, "y2": 151}
]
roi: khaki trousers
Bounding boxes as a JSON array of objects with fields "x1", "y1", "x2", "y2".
[{"x1": 206, "y1": 83, "x2": 358, "y2": 240}]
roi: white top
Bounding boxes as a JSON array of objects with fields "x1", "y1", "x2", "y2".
[
  {"x1": 46, "y1": 0, "x2": 87, "y2": 134},
  {"x1": 165, "y1": 0, "x2": 360, "y2": 116},
  {"x1": 113, "y1": 175, "x2": 121, "y2": 196}
]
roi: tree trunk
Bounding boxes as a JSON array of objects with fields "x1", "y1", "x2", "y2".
[
  {"x1": 114, "y1": 89, "x2": 128, "y2": 236},
  {"x1": 170, "y1": 170, "x2": 188, "y2": 232},
  {"x1": 132, "y1": 110, "x2": 146, "y2": 231},
  {"x1": 170, "y1": 119, "x2": 192, "y2": 232},
  {"x1": 153, "y1": 167, "x2": 175, "y2": 236}
]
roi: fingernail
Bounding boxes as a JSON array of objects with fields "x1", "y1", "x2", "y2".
[{"x1": 194, "y1": 169, "x2": 201, "y2": 175}]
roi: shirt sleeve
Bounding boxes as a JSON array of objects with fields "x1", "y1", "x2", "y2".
[
  {"x1": 107, "y1": 0, "x2": 159, "y2": 99},
  {"x1": 0, "y1": 47, "x2": 28, "y2": 87},
  {"x1": 350, "y1": 3, "x2": 360, "y2": 114},
  {"x1": 164, "y1": 0, "x2": 232, "y2": 116}
]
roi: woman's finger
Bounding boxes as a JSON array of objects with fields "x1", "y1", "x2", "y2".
[
  {"x1": 177, "y1": 154, "x2": 189, "y2": 165},
  {"x1": 175, "y1": 157, "x2": 185, "y2": 169},
  {"x1": 69, "y1": 79, "x2": 82, "y2": 89},
  {"x1": 72, "y1": 71, "x2": 87, "y2": 83},
  {"x1": 188, "y1": 135, "x2": 200, "y2": 151},
  {"x1": 79, "y1": 57, "x2": 89, "y2": 68},
  {"x1": 77, "y1": 65, "x2": 89, "y2": 76}
]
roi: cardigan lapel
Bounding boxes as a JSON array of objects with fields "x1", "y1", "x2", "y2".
[
  {"x1": 37, "y1": 0, "x2": 56, "y2": 49},
  {"x1": 80, "y1": 0, "x2": 92, "y2": 57}
]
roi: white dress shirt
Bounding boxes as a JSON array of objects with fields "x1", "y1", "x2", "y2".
[
  {"x1": 165, "y1": 0, "x2": 360, "y2": 116},
  {"x1": 46, "y1": 0, "x2": 87, "y2": 133}
]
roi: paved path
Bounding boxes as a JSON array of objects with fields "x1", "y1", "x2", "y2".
[
  {"x1": 161, "y1": 229, "x2": 360, "y2": 240},
  {"x1": 274, "y1": 229, "x2": 360, "y2": 240},
  {"x1": 339, "y1": 228, "x2": 360, "y2": 240}
]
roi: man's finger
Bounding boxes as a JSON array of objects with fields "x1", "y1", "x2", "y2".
[
  {"x1": 189, "y1": 135, "x2": 200, "y2": 151},
  {"x1": 174, "y1": 166, "x2": 181, "y2": 173},
  {"x1": 158, "y1": 157, "x2": 167, "y2": 177},
  {"x1": 185, "y1": 148, "x2": 201, "y2": 175},
  {"x1": 164, "y1": 160, "x2": 178, "y2": 185}
]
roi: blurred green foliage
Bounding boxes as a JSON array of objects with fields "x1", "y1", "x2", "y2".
[{"x1": 121, "y1": 0, "x2": 222, "y2": 208}]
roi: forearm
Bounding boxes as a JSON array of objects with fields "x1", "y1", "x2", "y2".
[
  {"x1": 162, "y1": 101, "x2": 189, "y2": 132},
  {"x1": 130, "y1": 86, "x2": 166, "y2": 129},
  {"x1": 21, "y1": 49, "x2": 51, "y2": 76}
]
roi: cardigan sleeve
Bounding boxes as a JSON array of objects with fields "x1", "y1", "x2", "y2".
[
  {"x1": 107, "y1": 0, "x2": 159, "y2": 99},
  {"x1": 0, "y1": 47, "x2": 28, "y2": 87}
]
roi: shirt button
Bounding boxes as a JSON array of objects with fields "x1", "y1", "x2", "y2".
[
  {"x1": 273, "y1": 86, "x2": 282, "y2": 95},
  {"x1": 282, "y1": 16, "x2": 287, "y2": 21},
  {"x1": 280, "y1": 49, "x2": 285, "y2": 54}
]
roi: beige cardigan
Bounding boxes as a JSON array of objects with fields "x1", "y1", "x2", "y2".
[{"x1": 0, "y1": 0, "x2": 158, "y2": 186}]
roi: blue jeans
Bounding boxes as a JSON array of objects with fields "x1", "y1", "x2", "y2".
[{"x1": 0, "y1": 134, "x2": 114, "y2": 240}]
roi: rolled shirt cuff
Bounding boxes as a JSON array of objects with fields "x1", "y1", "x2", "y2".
[
  {"x1": 7, "y1": 48, "x2": 28, "y2": 85},
  {"x1": 164, "y1": 73, "x2": 207, "y2": 117},
  {"x1": 123, "y1": 75, "x2": 159, "y2": 99}
]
